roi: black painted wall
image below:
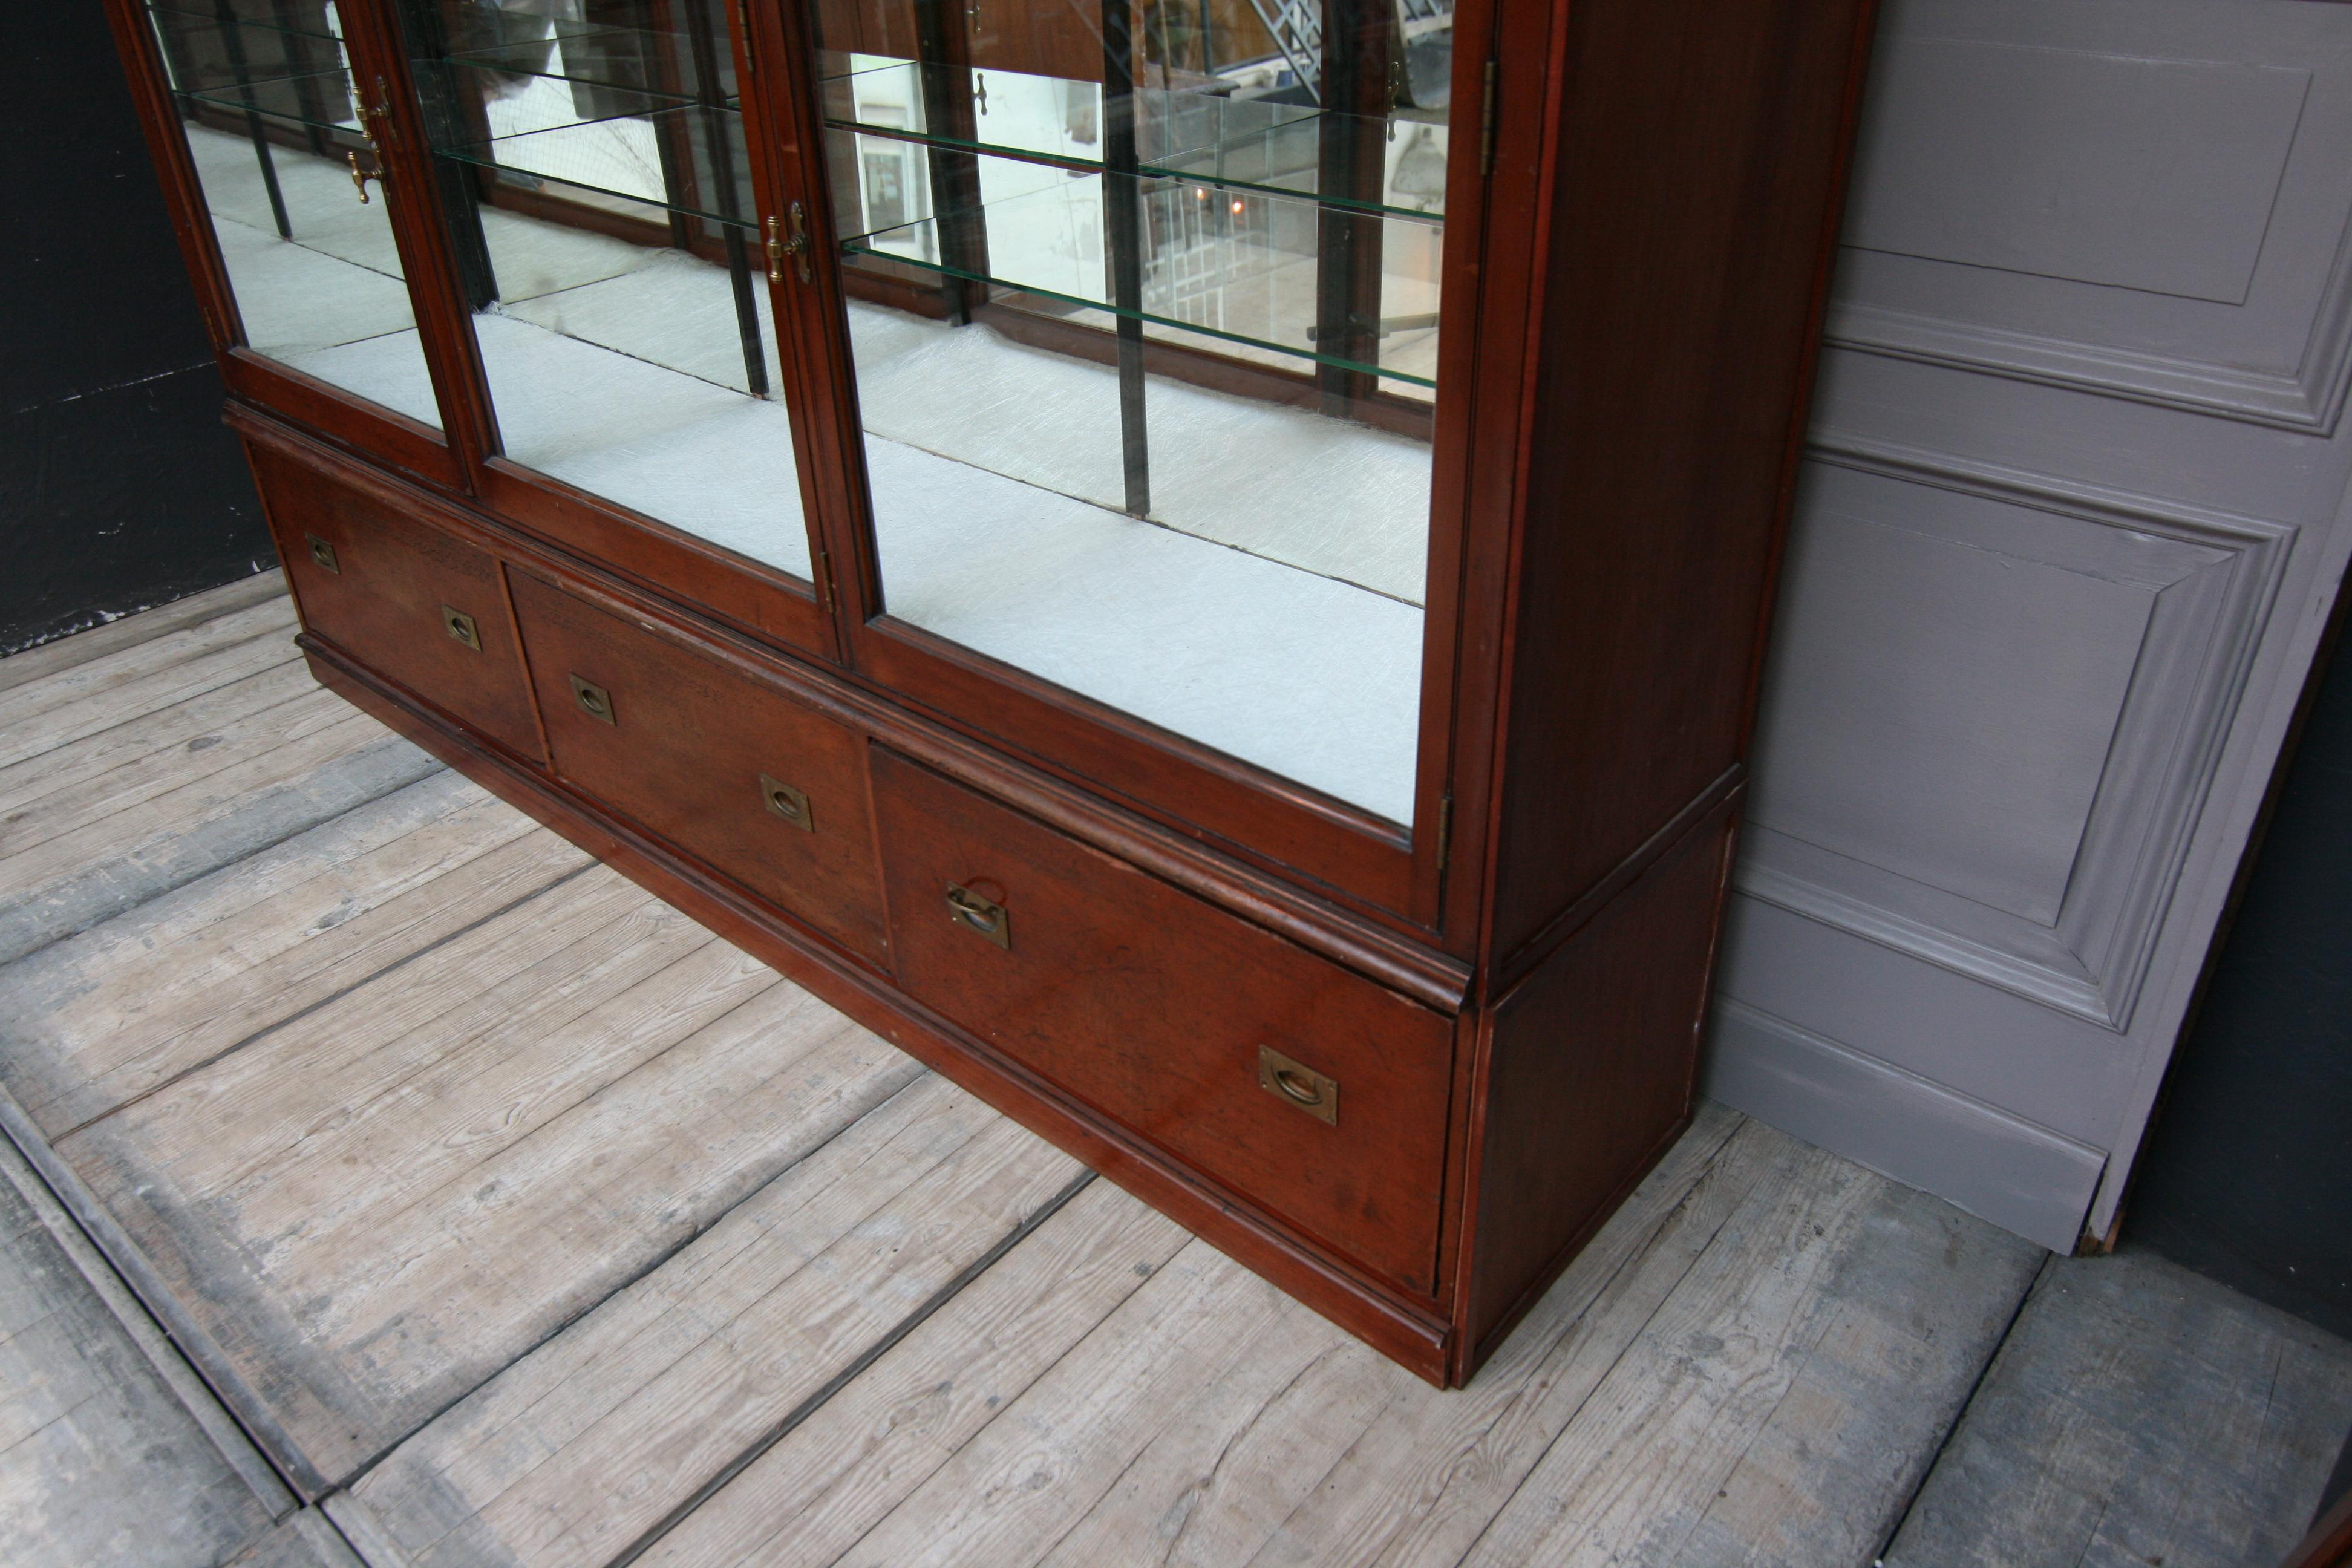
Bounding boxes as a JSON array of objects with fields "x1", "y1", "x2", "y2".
[
  {"x1": 1, "y1": 5, "x2": 267, "y2": 656},
  {"x1": 2129, "y1": 623, "x2": 2352, "y2": 1344}
]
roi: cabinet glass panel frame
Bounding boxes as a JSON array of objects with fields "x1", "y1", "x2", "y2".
[
  {"x1": 114, "y1": 0, "x2": 482, "y2": 488},
  {"x1": 373, "y1": 0, "x2": 840, "y2": 655},
  {"x1": 777, "y1": 0, "x2": 1494, "y2": 917}
]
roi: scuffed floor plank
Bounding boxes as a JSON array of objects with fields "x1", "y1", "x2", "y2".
[
  {"x1": 0, "y1": 1142, "x2": 279, "y2": 1568},
  {"x1": 55, "y1": 866, "x2": 922, "y2": 1488},
  {"x1": 0, "y1": 704, "x2": 442, "y2": 969},
  {"x1": 0, "y1": 595, "x2": 300, "y2": 768},
  {"x1": 1459, "y1": 1140, "x2": 2040, "y2": 1568},
  {"x1": 1884, "y1": 1249, "x2": 2352, "y2": 1568},
  {"x1": 0, "y1": 571, "x2": 287, "y2": 697},
  {"x1": 0, "y1": 658, "x2": 321, "y2": 832},
  {"x1": 772, "y1": 1114, "x2": 2036, "y2": 1568},
  {"x1": 801, "y1": 1109, "x2": 1748, "y2": 1568},
  {"x1": 1236, "y1": 1107, "x2": 1758, "y2": 1568},
  {"x1": 348, "y1": 1074, "x2": 1082, "y2": 1568},
  {"x1": 0, "y1": 769, "x2": 589, "y2": 1135},
  {"x1": 635, "y1": 1178, "x2": 1194, "y2": 1568},
  {"x1": 224, "y1": 1511, "x2": 366, "y2": 1568}
]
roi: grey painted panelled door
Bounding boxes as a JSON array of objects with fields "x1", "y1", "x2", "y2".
[{"x1": 1707, "y1": 0, "x2": 2352, "y2": 1252}]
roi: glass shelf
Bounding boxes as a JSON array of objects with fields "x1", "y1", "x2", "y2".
[
  {"x1": 433, "y1": 102, "x2": 757, "y2": 232},
  {"x1": 842, "y1": 253, "x2": 1434, "y2": 390},
  {"x1": 149, "y1": 4, "x2": 349, "y2": 51},
  {"x1": 817, "y1": 54, "x2": 1449, "y2": 221},
  {"x1": 442, "y1": 26, "x2": 742, "y2": 113},
  {"x1": 172, "y1": 70, "x2": 367, "y2": 136},
  {"x1": 838, "y1": 150, "x2": 1442, "y2": 388}
]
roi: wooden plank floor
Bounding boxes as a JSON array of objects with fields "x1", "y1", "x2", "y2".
[
  {"x1": 1884, "y1": 1249, "x2": 2352, "y2": 1567},
  {"x1": 0, "y1": 575, "x2": 2344, "y2": 1567}
]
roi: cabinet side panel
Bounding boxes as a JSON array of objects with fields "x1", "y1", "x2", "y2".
[
  {"x1": 1485, "y1": 0, "x2": 1877, "y2": 957},
  {"x1": 1462, "y1": 804, "x2": 1736, "y2": 1367}
]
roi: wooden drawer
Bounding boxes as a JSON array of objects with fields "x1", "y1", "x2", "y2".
[
  {"x1": 256, "y1": 444, "x2": 541, "y2": 759},
  {"x1": 508, "y1": 572, "x2": 889, "y2": 965},
  {"x1": 870, "y1": 748, "x2": 1453, "y2": 1294}
]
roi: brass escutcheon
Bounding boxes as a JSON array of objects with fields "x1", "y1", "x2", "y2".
[
  {"x1": 305, "y1": 534, "x2": 339, "y2": 573},
  {"x1": 760, "y1": 774, "x2": 812, "y2": 832},
  {"x1": 569, "y1": 674, "x2": 615, "y2": 725},
  {"x1": 944, "y1": 883, "x2": 1008, "y2": 949},
  {"x1": 441, "y1": 606, "x2": 480, "y2": 651},
  {"x1": 1257, "y1": 1045, "x2": 1338, "y2": 1125}
]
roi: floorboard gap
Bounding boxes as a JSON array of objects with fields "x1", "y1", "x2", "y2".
[
  {"x1": 1869, "y1": 1252, "x2": 2052, "y2": 1566},
  {"x1": 50, "y1": 857, "x2": 603, "y2": 1142},
  {"x1": 0, "y1": 1086, "x2": 302, "y2": 1515},
  {"x1": 0, "y1": 1076, "x2": 333, "y2": 1496},
  {"x1": 327, "y1": 1063, "x2": 942, "y2": 1493},
  {"x1": 603, "y1": 1167, "x2": 1101, "y2": 1568},
  {"x1": 0, "y1": 752, "x2": 451, "y2": 976}
]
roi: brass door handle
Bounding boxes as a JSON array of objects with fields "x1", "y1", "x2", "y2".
[
  {"x1": 1258, "y1": 1046, "x2": 1337, "y2": 1125},
  {"x1": 349, "y1": 152, "x2": 380, "y2": 204},
  {"x1": 945, "y1": 883, "x2": 1008, "y2": 948}
]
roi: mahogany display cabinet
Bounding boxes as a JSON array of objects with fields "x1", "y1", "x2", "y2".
[{"x1": 106, "y1": 0, "x2": 1878, "y2": 1385}]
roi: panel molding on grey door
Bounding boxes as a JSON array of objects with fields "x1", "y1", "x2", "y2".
[
  {"x1": 1824, "y1": 0, "x2": 2352, "y2": 431},
  {"x1": 1742, "y1": 434, "x2": 2293, "y2": 1030},
  {"x1": 1705, "y1": 998, "x2": 2108, "y2": 1254},
  {"x1": 1714, "y1": 0, "x2": 2352, "y2": 1256}
]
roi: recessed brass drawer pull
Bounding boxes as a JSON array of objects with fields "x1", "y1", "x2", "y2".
[
  {"x1": 1258, "y1": 1045, "x2": 1338, "y2": 1125},
  {"x1": 569, "y1": 674, "x2": 615, "y2": 725},
  {"x1": 760, "y1": 773, "x2": 812, "y2": 831},
  {"x1": 305, "y1": 534, "x2": 339, "y2": 573},
  {"x1": 441, "y1": 606, "x2": 480, "y2": 651},
  {"x1": 945, "y1": 883, "x2": 1008, "y2": 949}
]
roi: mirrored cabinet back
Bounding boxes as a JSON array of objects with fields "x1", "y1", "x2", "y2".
[{"x1": 106, "y1": 0, "x2": 1879, "y2": 1385}]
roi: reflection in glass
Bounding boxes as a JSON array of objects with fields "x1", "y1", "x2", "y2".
[
  {"x1": 814, "y1": 0, "x2": 1452, "y2": 823},
  {"x1": 393, "y1": 0, "x2": 808, "y2": 578},
  {"x1": 145, "y1": 1, "x2": 441, "y2": 427}
]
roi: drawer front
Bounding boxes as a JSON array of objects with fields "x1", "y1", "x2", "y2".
[
  {"x1": 870, "y1": 748, "x2": 1452, "y2": 1294},
  {"x1": 256, "y1": 445, "x2": 541, "y2": 758},
  {"x1": 508, "y1": 572, "x2": 889, "y2": 965}
]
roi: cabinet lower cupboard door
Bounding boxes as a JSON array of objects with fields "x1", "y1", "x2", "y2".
[
  {"x1": 258, "y1": 445, "x2": 542, "y2": 758},
  {"x1": 505, "y1": 572, "x2": 890, "y2": 965},
  {"x1": 869, "y1": 746, "x2": 1454, "y2": 1295}
]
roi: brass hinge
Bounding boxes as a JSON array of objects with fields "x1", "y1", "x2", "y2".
[
  {"x1": 1479, "y1": 60, "x2": 1498, "y2": 177},
  {"x1": 1436, "y1": 791, "x2": 1454, "y2": 871},
  {"x1": 815, "y1": 547, "x2": 837, "y2": 614},
  {"x1": 737, "y1": 0, "x2": 755, "y2": 73}
]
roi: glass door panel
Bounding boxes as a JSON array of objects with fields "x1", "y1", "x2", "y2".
[
  {"x1": 812, "y1": 0, "x2": 1451, "y2": 827},
  {"x1": 392, "y1": 0, "x2": 810, "y2": 580},
  {"x1": 143, "y1": 0, "x2": 442, "y2": 425}
]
